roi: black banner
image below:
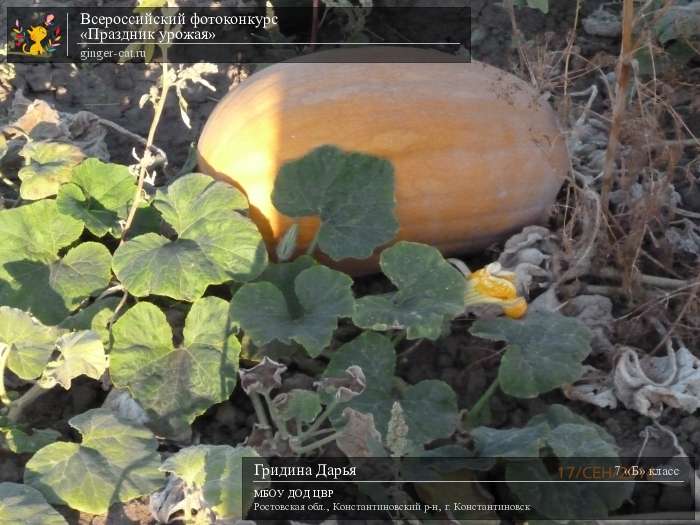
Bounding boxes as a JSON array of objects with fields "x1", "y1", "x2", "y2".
[
  {"x1": 242, "y1": 456, "x2": 697, "y2": 521},
  {"x1": 5, "y1": 6, "x2": 470, "y2": 63}
]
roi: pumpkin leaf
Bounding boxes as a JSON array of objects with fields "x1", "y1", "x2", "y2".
[
  {"x1": 112, "y1": 173, "x2": 267, "y2": 302},
  {"x1": 0, "y1": 307, "x2": 63, "y2": 381},
  {"x1": 59, "y1": 296, "x2": 121, "y2": 346},
  {"x1": 470, "y1": 423, "x2": 550, "y2": 457},
  {"x1": 353, "y1": 242, "x2": 466, "y2": 340},
  {"x1": 271, "y1": 145, "x2": 398, "y2": 260},
  {"x1": 24, "y1": 408, "x2": 163, "y2": 515},
  {"x1": 56, "y1": 159, "x2": 136, "y2": 237},
  {"x1": 160, "y1": 445, "x2": 262, "y2": 520},
  {"x1": 0, "y1": 425, "x2": 61, "y2": 454},
  {"x1": 470, "y1": 312, "x2": 592, "y2": 398},
  {"x1": 323, "y1": 333, "x2": 458, "y2": 446},
  {"x1": 513, "y1": 0, "x2": 549, "y2": 14},
  {"x1": 37, "y1": 330, "x2": 108, "y2": 390},
  {"x1": 231, "y1": 263, "x2": 354, "y2": 357},
  {"x1": 0, "y1": 482, "x2": 68, "y2": 525},
  {"x1": 0, "y1": 200, "x2": 111, "y2": 324},
  {"x1": 527, "y1": 403, "x2": 616, "y2": 446},
  {"x1": 273, "y1": 389, "x2": 322, "y2": 424},
  {"x1": 18, "y1": 142, "x2": 85, "y2": 200},
  {"x1": 655, "y1": 3, "x2": 700, "y2": 45},
  {"x1": 473, "y1": 405, "x2": 629, "y2": 521},
  {"x1": 110, "y1": 298, "x2": 240, "y2": 438}
]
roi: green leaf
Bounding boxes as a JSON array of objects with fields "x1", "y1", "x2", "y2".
[
  {"x1": 507, "y1": 423, "x2": 628, "y2": 520},
  {"x1": 470, "y1": 312, "x2": 592, "y2": 398},
  {"x1": 473, "y1": 404, "x2": 631, "y2": 520},
  {"x1": 110, "y1": 298, "x2": 240, "y2": 438},
  {"x1": 160, "y1": 445, "x2": 261, "y2": 520},
  {"x1": 400, "y1": 380, "x2": 460, "y2": 446},
  {"x1": 514, "y1": 0, "x2": 549, "y2": 14},
  {"x1": 232, "y1": 263, "x2": 353, "y2": 357},
  {"x1": 0, "y1": 425, "x2": 61, "y2": 454},
  {"x1": 324, "y1": 333, "x2": 458, "y2": 446},
  {"x1": 271, "y1": 145, "x2": 398, "y2": 260},
  {"x1": 528, "y1": 404, "x2": 616, "y2": 446},
  {"x1": 38, "y1": 330, "x2": 107, "y2": 390},
  {"x1": 59, "y1": 296, "x2": 120, "y2": 346},
  {"x1": 153, "y1": 171, "x2": 249, "y2": 232},
  {"x1": 546, "y1": 423, "x2": 618, "y2": 458},
  {"x1": 18, "y1": 142, "x2": 85, "y2": 200},
  {"x1": 273, "y1": 389, "x2": 322, "y2": 424},
  {"x1": 113, "y1": 173, "x2": 267, "y2": 302},
  {"x1": 112, "y1": 234, "x2": 223, "y2": 302},
  {"x1": 24, "y1": 408, "x2": 163, "y2": 515},
  {"x1": 470, "y1": 423, "x2": 549, "y2": 457},
  {"x1": 0, "y1": 307, "x2": 63, "y2": 380},
  {"x1": 48, "y1": 242, "x2": 113, "y2": 310},
  {"x1": 0, "y1": 483, "x2": 68, "y2": 525},
  {"x1": 656, "y1": 3, "x2": 700, "y2": 45},
  {"x1": 0, "y1": 201, "x2": 111, "y2": 324},
  {"x1": 353, "y1": 242, "x2": 466, "y2": 340},
  {"x1": 56, "y1": 159, "x2": 136, "y2": 237}
]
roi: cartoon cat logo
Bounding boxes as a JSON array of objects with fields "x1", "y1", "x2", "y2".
[{"x1": 12, "y1": 14, "x2": 62, "y2": 57}]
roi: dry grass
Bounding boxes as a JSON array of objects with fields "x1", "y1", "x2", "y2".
[{"x1": 507, "y1": 1, "x2": 700, "y2": 353}]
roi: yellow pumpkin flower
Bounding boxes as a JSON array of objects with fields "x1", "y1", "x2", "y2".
[{"x1": 456, "y1": 261, "x2": 528, "y2": 319}]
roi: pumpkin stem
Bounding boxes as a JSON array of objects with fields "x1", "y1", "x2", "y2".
[{"x1": 462, "y1": 376, "x2": 499, "y2": 430}]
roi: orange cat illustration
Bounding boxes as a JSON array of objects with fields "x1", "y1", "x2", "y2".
[{"x1": 23, "y1": 25, "x2": 48, "y2": 55}]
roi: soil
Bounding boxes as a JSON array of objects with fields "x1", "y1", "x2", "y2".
[{"x1": 1, "y1": 0, "x2": 699, "y2": 524}]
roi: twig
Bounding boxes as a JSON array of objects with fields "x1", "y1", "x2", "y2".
[
  {"x1": 596, "y1": 267, "x2": 689, "y2": 289},
  {"x1": 673, "y1": 207, "x2": 700, "y2": 220},
  {"x1": 504, "y1": 0, "x2": 537, "y2": 88},
  {"x1": 96, "y1": 116, "x2": 168, "y2": 168},
  {"x1": 600, "y1": 0, "x2": 635, "y2": 212},
  {"x1": 562, "y1": 0, "x2": 582, "y2": 100},
  {"x1": 583, "y1": 284, "x2": 627, "y2": 296},
  {"x1": 645, "y1": 138, "x2": 700, "y2": 149},
  {"x1": 649, "y1": 275, "x2": 699, "y2": 356}
]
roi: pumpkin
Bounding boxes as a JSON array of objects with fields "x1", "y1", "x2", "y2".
[{"x1": 197, "y1": 47, "x2": 568, "y2": 274}]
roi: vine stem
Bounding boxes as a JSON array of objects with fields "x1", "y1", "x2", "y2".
[
  {"x1": 296, "y1": 397, "x2": 339, "y2": 442},
  {"x1": 6, "y1": 383, "x2": 48, "y2": 423},
  {"x1": 109, "y1": 59, "x2": 172, "y2": 329},
  {"x1": 0, "y1": 343, "x2": 11, "y2": 406},
  {"x1": 462, "y1": 376, "x2": 499, "y2": 429},
  {"x1": 250, "y1": 392, "x2": 271, "y2": 430},
  {"x1": 262, "y1": 391, "x2": 288, "y2": 439},
  {"x1": 119, "y1": 60, "x2": 171, "y2": 245},
  {"x1": 291, "y1": 431, "x2": 342, "y2": 455}
]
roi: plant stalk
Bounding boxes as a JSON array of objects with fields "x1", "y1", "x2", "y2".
[
  {"x1": 250, "y1": 392, "x2": 272, "y2": 430},
  {"x1": 0, "y1": 343, "x2": 11, "y2": 406},
  {"x1": 120, "y1": 60, "x2": 171, "y2": 243},
  {"x1": 263, "y1": 391, "x2": 288, "y2": 438},
  {"x1": 463, "y1": 376, "x2": 499, "y2": 429},
  {"x1": 600, "y1": 0, "x2": 634, "y2": 212},
  {"x1": 292, "y1": 431, "x2": 342, "y2": 455},
  {"x1": 297, "y1": 397, "x2": 339, "y2": 441},
  {"x1": 6, "y1": 383, "x2": 48, "y2": 423}
]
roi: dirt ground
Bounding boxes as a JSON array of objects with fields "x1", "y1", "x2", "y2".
[{"x1": 1, "y1": 0, "x2": 700, "y2": 523}]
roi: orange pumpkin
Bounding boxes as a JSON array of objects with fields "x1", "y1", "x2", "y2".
[{"x1": 197, "y1": 47, "x2": 568, "y2": 274}]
